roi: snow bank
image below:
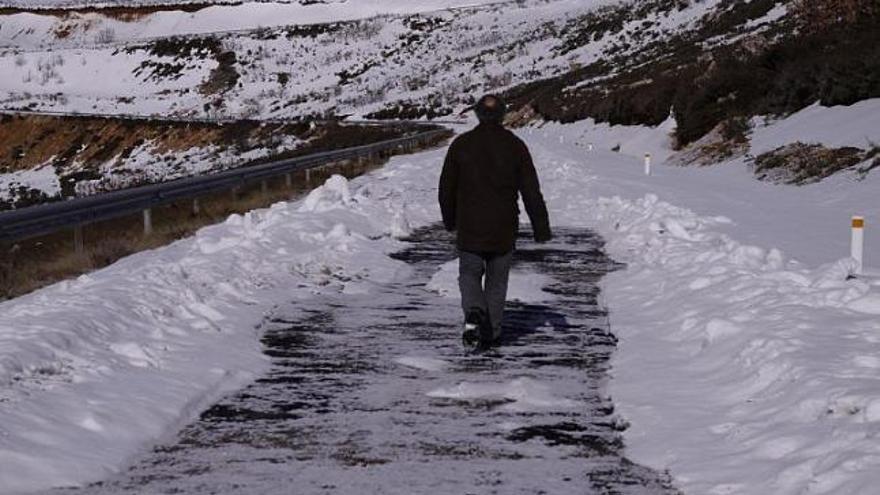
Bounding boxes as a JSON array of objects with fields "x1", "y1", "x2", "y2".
[
  {"x1": 533, "y1": 101, "x2": 880, "y2": 267},
  {"x1": 750, "y1": 99, "x2": 880, "y2": 154},
  {"x1": 0, "y1": 145, "x2": 448, "y2": 493},
  {"x1": 520, "y1": 108, "x2": 880, "y2": 494},
  {"x1": 589, "y1": 193, "x2": 880, "y2": 495}
]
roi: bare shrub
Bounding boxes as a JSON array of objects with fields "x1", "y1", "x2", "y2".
[{"x1": 792, "y1": 0, "x2": 878, "y2": 32}]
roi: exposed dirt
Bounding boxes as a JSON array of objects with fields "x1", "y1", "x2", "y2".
[
  {"x1": 671, "y1": 117, "x2": 752, "y2": 166},
  {"x1": 751, "y1": 142, "x2": 870, "y2": 185},
  {"x1": 0, "y1": 113, "x2": 306, "y2": 175}
]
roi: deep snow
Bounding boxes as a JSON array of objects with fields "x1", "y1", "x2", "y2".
[{"x1": 2, "y1": 102, "x2": 880, "y2": 494}]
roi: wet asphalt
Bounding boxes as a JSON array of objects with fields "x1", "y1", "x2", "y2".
[{"x1": 47, "y1": 225, "x2": 680, "y2": 495}]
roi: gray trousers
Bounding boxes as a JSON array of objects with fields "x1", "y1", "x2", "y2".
[{"x1": 458, "y1": 250, "x2": 513, "y2": 338}]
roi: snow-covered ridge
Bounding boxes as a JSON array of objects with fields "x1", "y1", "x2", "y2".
[
  {"x1": 0, "y1": 0, "x2": 707, "y2": 127},
  {"x1": 0, "y1": 0, "x2": 510, "y2": 50},
  {"x1": 1, "y1": 0, "x2": 320, "y2": 7}
]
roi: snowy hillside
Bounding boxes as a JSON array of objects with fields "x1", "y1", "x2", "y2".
[
  {"x1": 0, "y1": 0, "x2": 633, "y2": 116},
  {"x1": 2, "y1": 0, "x2": 327, "y2": 6},
  {"x1": 0, "y1": 0, "x2": 505, "y2": 49},
  {"x1": 2, "y1": 0, "x2": 876, "y2": 175}
]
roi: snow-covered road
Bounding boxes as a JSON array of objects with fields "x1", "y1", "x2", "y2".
[{"x1": 35, "y1": 225, "x2": 677, "y2": 494}]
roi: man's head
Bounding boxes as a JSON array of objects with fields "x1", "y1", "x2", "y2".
[{"x1": 474, "y1": 94, "x2": 507, "y2": 124}]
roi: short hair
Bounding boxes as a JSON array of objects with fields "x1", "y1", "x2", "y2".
[{"x1": 474, "y1": 94, "x2": 507, "y2": 123}]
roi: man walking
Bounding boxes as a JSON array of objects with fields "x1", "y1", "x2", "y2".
[{"x1": 438, "y1": 94, "x2": 552, "y2": 347}]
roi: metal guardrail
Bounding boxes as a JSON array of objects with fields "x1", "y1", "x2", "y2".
[
  {"x1": 0, "y1": 126, "x2": 451, "y2": 243},
  {"x1": 0, "y1": 108, "x2": 467, "y2": 126}
]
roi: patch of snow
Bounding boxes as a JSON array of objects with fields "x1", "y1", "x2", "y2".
[
  {"x1": 426, "y1": 377, "x2": 579, "y2": 412},
  {"x1": 393, "y1": 355, "x2": 450, "y2": 372},
  {"x1": 749, "y1": 99, "x2": 880, "y2": 154},
  {"x1": 0, "y1": 161, "x2": 60, "y2": 203}
]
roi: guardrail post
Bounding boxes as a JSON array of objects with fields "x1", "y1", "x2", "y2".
[
  {"x1": 73, "y1": 225, "x2": 84, "y2": 254},
  {"x1": 852, "y1": 216, "x2": 865, "y2": 275},
  {"x1": 261, "y1": 180, "x2": 269, "y2": 198},
  {"x1": 231, "y1": 186, "x2": 239, "y2": 202},
  {"x1": 143, "y1": 209, "x2": 153, "y2": 236},
  {"x1": 305, "y1": 168, "x2": 311, "y2": 185},
  {"x1": 285, "y1": 173, "x2": 292, "y2": 189},
  {"x1": 192, "y1": 198, "x2": 200, "y2": 215}
]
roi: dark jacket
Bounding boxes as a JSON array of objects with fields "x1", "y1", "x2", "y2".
[{"x1": 438, "y1": 122, "x2": 551, "y2": 253}]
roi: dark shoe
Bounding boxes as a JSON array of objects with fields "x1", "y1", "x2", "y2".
[{"x1": 463, "y1": 308, "x2": 487, "y2": 348}]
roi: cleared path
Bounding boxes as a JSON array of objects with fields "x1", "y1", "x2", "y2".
[{"x1": 47, "y1": 225, "x2": 679, "y2": 494}]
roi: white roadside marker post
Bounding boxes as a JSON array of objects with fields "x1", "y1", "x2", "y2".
[
  {"x1": 143, "y1": 208, "x2": 153, "y2": 237},
  {"x1": 852, "y1": 216, "x2": 865, "y2": 275},
  {"x1": 73, "y1": 225, "x2": 84, "y2": 254},
  {"x1": 587, "y1": 142, "x2": 593, "y2": 151},
  {"x1": 644, "y1": 152, "x2": 652, "y2": 176}
]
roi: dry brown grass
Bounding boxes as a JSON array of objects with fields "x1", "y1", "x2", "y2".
[
  {"x1": 0, "y1": 114, "x2": 308, "y2": 175},
  {"x1": 0, "y1": 156, "x2": 391, "y2": 301}
]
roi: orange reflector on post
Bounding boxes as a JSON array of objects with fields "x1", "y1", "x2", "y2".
[{"x1": 852, "y1": 217, "x2": 865, "y2": 229}]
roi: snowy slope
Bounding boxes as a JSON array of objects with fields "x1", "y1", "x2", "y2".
[
  {"x1": 0, "y1": 0, "x2": 511, "y2": 50},
  {"x1": 2, "y1": 103, "x2": 880, "y2": 493},
  {"x1": 0, "y1": 0, "x2": 708, "y2": 118}
]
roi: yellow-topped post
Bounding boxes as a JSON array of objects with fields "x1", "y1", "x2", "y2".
[{"x1": 852, "y1": 216, "x2": 864, "y2": 275}]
